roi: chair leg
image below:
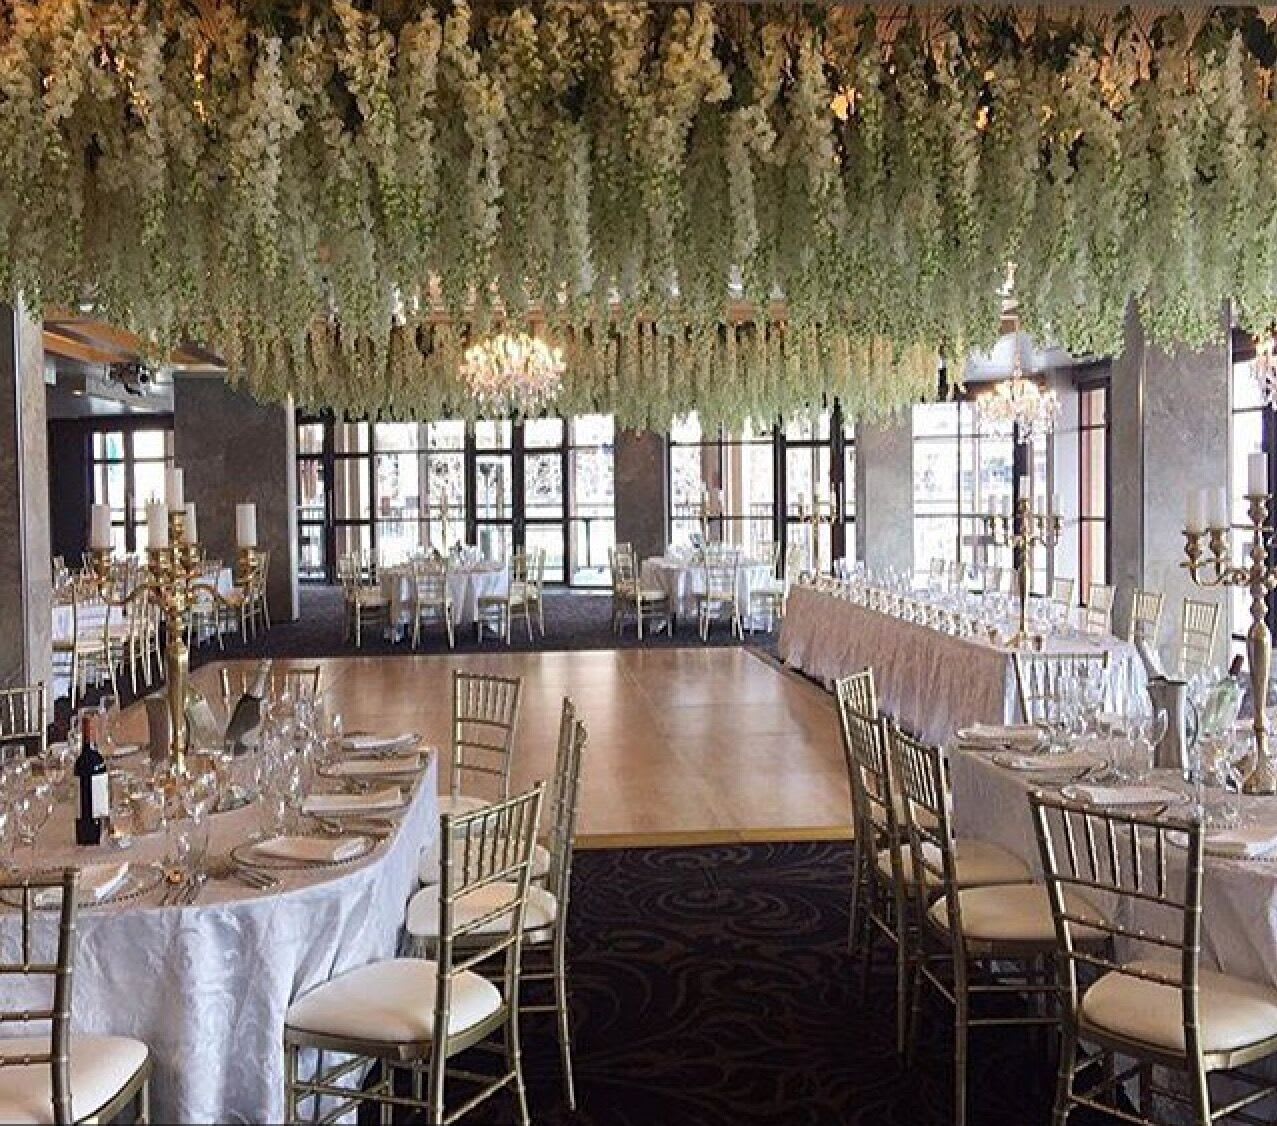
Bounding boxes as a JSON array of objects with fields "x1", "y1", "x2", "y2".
[
  {"x1": 136, "y1": 1076, "x2": 150, "y2": 1124},
  {"x1": 637, "y1": 603, "x2": 644, "y2": 641},
  {"x1": 525, "y1": 604, "x2": 534, "y2": 643},
  {"x1": 554, "y1": 934, "x2": 577, "y2": 1110},
  {"x1": 953, "y1": 988, "x2": 968, "y2": 1126},
  {"x1": 1051, "y1": 1026, "x2": 1078, "y2": 1126}
]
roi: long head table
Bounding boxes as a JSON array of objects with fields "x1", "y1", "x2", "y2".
[
  {"x1": 0, "y1": 755, "x2": 439, "y2": 1123},
  {"x1": 778, "y1": 583, "x2": 1145, "y2": 745}
]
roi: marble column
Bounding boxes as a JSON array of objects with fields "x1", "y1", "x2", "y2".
[
  {"x1": 0, "y1": 303, "x2": 52, "y2": 689},
  {"x1": 172, "y1": 375, "x2": 299, "y2": 621},
  {"x1": 614, "y1": 428, "x2": 667, "y2": 563},
  {"x1": 855, "y1": 414, "x2": 914, "y2": 575},
  {"x1": 1109, "y1": 303, "x2": 1230, "y2": 657}
]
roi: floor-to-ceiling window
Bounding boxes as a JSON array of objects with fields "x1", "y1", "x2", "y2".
[
  {"x1": 666, "y1": 406, "x2": 854, "y2": 572},
  {"x1": 1230, "y1": 341, "x2": 1267, "y2": 657},
  {"x1": 90, "y1": 425, "x2": 175, "y2": 553},
  {"x1": 1078, "y1": 384, "x2": 1109, "y2": 598},
  {"x1": 296, "y1": 415, "x2": 614, "y2": 585}
]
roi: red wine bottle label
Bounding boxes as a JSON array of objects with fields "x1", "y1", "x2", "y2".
[{"x1": 90, "y1": 774, "x2": 110, "y2": 819}]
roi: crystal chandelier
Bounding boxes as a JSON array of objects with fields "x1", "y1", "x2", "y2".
[
  {"x1": 459, "y1": 332, "x2": 565, "y2": 416},
  {"x1": 1253, "y1": 326, "x2": 1277, "y2": 408},
  {"x1": 976, "y1": 352, "x2": 1061, "y2": 441}
]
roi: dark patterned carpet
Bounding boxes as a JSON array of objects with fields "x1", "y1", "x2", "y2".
[{"x1": 428, "y1": 843, "x2": 1111, "y2": 1126}]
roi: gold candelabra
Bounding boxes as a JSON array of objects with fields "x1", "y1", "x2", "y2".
[
  {"x1": 1183, "y1": 496, "x2": 1277, "y2": 794},
  {"x1": 982, "y1": 498, "x2": 1062, "y2": 648}
]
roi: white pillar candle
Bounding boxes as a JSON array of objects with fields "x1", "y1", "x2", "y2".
[
  {"x1": 146, "y1": 501, "x2": 169, "y2": 548},
  {"x1": 89, "y1": 504, "x2": 112, "y2": 550},
  {"x1": 1000, "y1": 496, "x2": 1011, "y2": 518},
  {"x1": 1249, "y1": 451, "x2": 1269, "y2": 497},
  {"x1": 185, "y1": 502, "x2": 198, "y2": 544},
  {"x1": 1051, "y1": 493, "x2": 1061, "y2": 517},
  {"x1": 1034, "y1": 494, "x2": 1046, "y2": 515},
  {"x1": 235, "y1": 503, "x2": 258, "y2": 548},
  {"x1": 1207, "y1": 486, "x2": 1229, "y2": 530},
  {"x1": 1018, "y1": 474, "x2": 1030, "y2": 498},
  {"x1": 165, "y1": 467, "x2": 184, "y2": 510},
  {"x1": 1186, "y1": 489, "x2": 1205, "y2": 534}
]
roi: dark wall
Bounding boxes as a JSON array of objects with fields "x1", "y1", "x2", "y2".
[{"x1": 47, "y1": 420, "x2": 90, "y2": 563}]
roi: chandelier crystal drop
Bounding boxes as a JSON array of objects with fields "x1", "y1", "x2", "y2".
[
  {"x1": 976, "y1": 353, "x2": 1061, "y2": 441},
  {"x1": 459, "y1": 332, "x2": 565, "y2": 416}
]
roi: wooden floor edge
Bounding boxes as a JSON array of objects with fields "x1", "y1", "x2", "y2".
[{"x1": 577, "y1": 826, "x2": 854, "y2": 850}]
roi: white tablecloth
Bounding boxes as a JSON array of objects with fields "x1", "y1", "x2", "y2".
[
  {"x1": 778, "y1": 584, "x2": 1145, "y2": 745},
  {"x1": 951, "y1": 748, "x2": 1277, "y2": 1088},
  {"x1": 380, "y1": 564, "x2": 507, "y2": 630},
  {"x1": 0, "y1": 756, "x2": 439, "y2": 1123},
  {"x1": 640, "y1": 556, "x2": 776, "y2": 624}
]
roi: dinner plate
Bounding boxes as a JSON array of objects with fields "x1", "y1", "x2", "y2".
[
  {"x1": 230, "y1": 834, "x2": 378, "y2": 872},
  {"x1": 0, "y1": 863, "x2": 164, "y2": 911},
  {"x1": 991, "y1": 751, "x2": 1108, "y2": 776},
  {"x1": 1058, "y1": 783, "x2": 1189, "y2": 810},
  {"x1": 303, "y1": 788, "x2": 411, "y2": 817}
]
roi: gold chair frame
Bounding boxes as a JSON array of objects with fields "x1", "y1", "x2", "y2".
[
  {"x1": 412, "y1": 558, "x2": 456, "y2": 650},
  {"x1": 609, "y1": 548, "x2": 670, "y2": 640},
  {"x1": 0, "y1": 869, "x2": 151, "y2": 1124},
  {"x1": 1013, "y1": 650, "x2": 1111, "y2": 725},
  {"x1": 1051, "y1": 576, "x2": 1076, "y2": 608},
  {"x1": 52, "y1": 586, "x2": 118, "y2": 709},
  {"x1": 0, "y1": 682, "x2": 48, "y2": 762},
  {"x1": 1179, "y1": 598, "x2": 1221, "y2": 680},
  {"x1": 450, "y1": 671, "x2": 523, "y2": 808},
  {"x1": 1031, "y1": 792, "x2": 1277, "y2": 1125},
  {"x1": 285, "y1": 787, "x2": 544, "y2": 1126},
  {"x1": 337, "y1": 553, "x2": 389, "y2": 648},
  {"x1": 833, "y1": 669, "x2": 880, "y2": 956},
  {"x1": 1083, "y1": 582, "x2": 1116, "y2": 636},
  {"x1": 696, "y1": 546, "x2": 743, "y2": 642},
  {"x1": 1129, "y1": 588, "x2": 1166, "y2": 645}
]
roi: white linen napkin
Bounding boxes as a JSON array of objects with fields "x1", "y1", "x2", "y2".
[
  {"x1": 328, "y1": 755, "x2": 420, "y2": 777},
  {"x1": 958, "y1": 723, "x2": 1044, "y2": 749},
  {"x1": 342, "y1": 733, "x2": 418, "y2": 754},
  {"x1": 997, "y1": 750, "x2": 1098, "y2": 773},
  {"x1": 1070, "y1": 784, "x2": 1182, "y2": 806},
  {"x1": 303, "y1": 787, "x2": 403, "y2": 815},
  {"x1": 103, "y1": 742, "x2": 142, "y2": 759},
  {"x1": 253, "y1": 835, "x2": 368, "y2": 864},
  {"x1": 1205, "y1": 825, "x2": 1277, "y2": 859},
  {"x1": 34, "y1": 862, "x2": 129, "y2": 908}
]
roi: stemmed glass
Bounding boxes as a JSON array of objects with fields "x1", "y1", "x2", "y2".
[
  {"x1": 14, "y1": 778, "x2": 55, "y2": 867},
  {"x1": 98, "y1": 695, "x2": 118, "y2": 757}
]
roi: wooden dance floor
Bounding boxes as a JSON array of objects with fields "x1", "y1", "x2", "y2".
[{"x1": 117, "y1": 649, "x2": 851, "y2": 846}]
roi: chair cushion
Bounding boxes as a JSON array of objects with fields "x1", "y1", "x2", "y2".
[
  {"x1": 531, "y1": 842, "x2": 551, "y2": 881},
  {"x1": 285, "y1": 958, "x2": 502, "y2": 1045},
  {"x1": 878, "y1": 838, "x2": 1032, "y2": 889},
  {"x1": 438, "y1": 794, "x2": 489, "y2": 818},
  {"x1": 0, "y1": 1035, "x2": 148, "y2": 1124},
  {"x1": 405, "y1": 881, "x2": 558, "y2": 940},
  {"x1": 928, "y1": 883, "x2": 1107, "y2": 947},
  {"x1": 1081, "y1": 958, "x2": 1277, "y2": 1058}
]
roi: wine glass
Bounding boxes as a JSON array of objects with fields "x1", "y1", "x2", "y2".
[
  {"x1": 15, "y1": 779, "x2": 55, "y2": 866},
  {"x1": 98, "y1": 695, "x2": 118, "y2": 756}
]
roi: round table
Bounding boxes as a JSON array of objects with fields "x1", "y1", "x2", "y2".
[
  {"x1": 0, "y1": 756, "x2": 439, "y2": 1123},
  {"x1": 379, "y1": 563, "x2": 508, "y2": 631},
  {"x1": 640, "y1": 554, "x2": 777, "y2": 627}
]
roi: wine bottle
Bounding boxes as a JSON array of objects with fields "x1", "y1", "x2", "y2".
[
  {"x1": 1201, "y1": 654, "x2": 1246, "y2": 738},
  {"x1": 74, "y1": 713, "x2": 110, "y2": 847},
  {"x1": 224, "y1": 659, "x2": 273, "y2": 755}
]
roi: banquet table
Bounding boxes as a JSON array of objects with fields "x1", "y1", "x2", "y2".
[
  {"x1": 0, "y1": 753, "x2": 439, "y2": 1123},
  {"x1": 640, "y1": 554, "x2": 776, "y2": 627},
  {"x1": 379, "y1": 562, "x2": 507, "y2": 632},
  {"x1": 778, "y1": 583, "x2": 1145, "y2": 745},
  {"x1": 950, "y1": 746, "x2": 1277, "y2": 1080}
]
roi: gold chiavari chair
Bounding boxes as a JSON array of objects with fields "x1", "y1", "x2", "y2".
[
  {"x1": 1128, "y1": 588, "x2": 1166, "y2": 645},
  {"x1": 1179, "y1": 597, "x2": 1221, "y2": 680},
  {"x1": 218, "y1": 665, "x2": 321, "y2": 714},
  {"x1": 747, "y1": 542, "x2": 788, "y2": 633},
  {"x1": 609, "y1": 548, "x2": 670, "y2": 640},
  {"x1": 0, "y1": 869, "x2": 152, "y2": 1123},
  {"x1": 285, "y1": 787, "x2": 544, "y2": 1126},
  {"x1": 1083, "y1": 581, "x2": 1116, "y2": 636},
  {"x1": 1031, "y1": 792, "x2": 1277, "y2": 1125},
  {"x1": 890, "y1": 726, "x2": 1108, "y2": 1126},
  {"x1": 253, "y1": 548, "x2": 272, "y2": 632},
  {"x1": 411, "y1": 557, "x2": 455, "y2": 649},
  {"x1": 929, "y1": 557, "x2": 947, "y2": 587},
  {"x1": 477, "y1": 550, "x2": 538, "y2": 645},
  {"x1": 1051, "y1": 575, "x2": 1076, "y2": 608},
  {"x1": 524, "y1": 547, "x2": 546, "y2": 637},
  {"x1": 833, "y1": 670, "x2": 879, "y2": 957},
  {"x1": 1013, "y1": 650, "x2": 1111, "y2": 725},
  {"x1": 443, "y1": 670, "x2": 522, "y2": 818},
  {"x1": 52, "y1": 586, "x2": 117, "y2": 709},
  {"x1": 408, "y1": 700, "x2": 587, "y2": 1110},
  {"x1": 696, "y1": 545, "x2": 743, "y2": 642},
  {"x1": 336, "y1": 552, "x2": 389, "y2": 648},
  {"x1": 0, "y1": 682, "x2": 47, "y2": 763}
]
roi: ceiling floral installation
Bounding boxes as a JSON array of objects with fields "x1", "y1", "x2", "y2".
[{"x1": 3, "y1": 1, "x2": 1277, "y2": 425}]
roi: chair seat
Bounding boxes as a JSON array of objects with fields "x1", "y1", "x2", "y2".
[
  {"x1": 878, "y1": 838, "x2": 1032, "y2": 889},
  {"x1": 285, "y1": 958, "x2": 502, "y2": 1047},
  {"x1": 1081, "y1": 958, "x2": 1277, "y2": 1060},
  {"x1": 349, "y1": 590, "x2": 387, "y2": 609},
  {"x1": 0, "y1": 1035, "x2": 148, "y2": 1125},
  {"x1": 928, "y1": 883, "x2": 1107, "y2": 949},
  {"x1": 438, "y1": 794, "x2": 490, "y2": 818},
  {"x1": 406, "y1": 881, "x2": 558, "y2": 939}
]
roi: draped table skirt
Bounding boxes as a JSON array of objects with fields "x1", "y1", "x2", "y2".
[{"x1": 379, "y1": 565, "x2": 508, "y2": 630}]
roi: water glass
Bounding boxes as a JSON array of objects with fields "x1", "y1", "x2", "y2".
[{"x1": 98, "y1": 695, "x2": 118, "y2": 756}]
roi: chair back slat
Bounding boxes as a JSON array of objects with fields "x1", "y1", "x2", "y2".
[
  {"x1": 1179, "y1": 597, "x2": 1220, "y2": 679},
  {"x1": 1051, "y1": 576, "x2": 1076, "y2": 608},
  {"x1": 544, "y1": 698, "x2": 587, "y2": 902},
  {"x1": 1129, "y1": 588, "x2": 1165, "y2": 644},
  {"x1": 1083, "y1": 582, "x2": 1116, "y2": 635},
  {"x1": 451, "y1": 671, "x2": 522, "y2": 802},
  {"x1": 834, "y1": 670, "x2": 878, "y2": 838},
  {"x1": 0, "y1": 683, "x2": 47, "y2": 759},
  {"x1": 1012, "y1": 650, "x2": 1111, "y2": 725}
]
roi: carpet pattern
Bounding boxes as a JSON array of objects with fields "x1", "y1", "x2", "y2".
[{"x1": 450, "y1": 842, "x2": 1108, "y2": 1126}]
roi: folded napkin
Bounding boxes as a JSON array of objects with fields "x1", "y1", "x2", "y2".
[
  {"x1": 328, "y1": 755, "x2": 420, "y2": 778},
  {"x1": 104, "y1": 742, "x2": 142, "y2": 759},
  {"x1": 997, "y1": 750, "x2": 1098, "y2": 773},
  {"x1": 34, "y1": 862, "x2": 129, "y2": 908},
  {"x1": 253, "y1": 835, "x2": 368, "y2": 865},
  {"x1": 303, "y1": 786, "x2": 403, "y2": 815},
  {"x1": 342, "y1": 733, "x2": 418, "y2": 754},
  {"x1": 1205, "y1": 825, "x2": 1277, "y2": 860},
  {"x1": 958, "y1": 723, "x2": 1044, "y2": 750},
  {"x1": 1070, "y1": 784, "x2": 1182, "y2": 807}
]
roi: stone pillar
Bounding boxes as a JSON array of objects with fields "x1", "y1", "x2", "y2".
[
  {"x1": 1109, "y1": 303, "x2": 1230, "y2": 658},
  {"x1": 173, "y1": 375, "x2": 299, "y2": 622},
  {"x1": 0, "y1": 303, "x2": 52, "y2": 688},
  {"x1": 855, "y1": 414, "x2": 914, "y2": 575},
  {"x1": 614, "y1": 428, "x2": 667, "y2": 563}
]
